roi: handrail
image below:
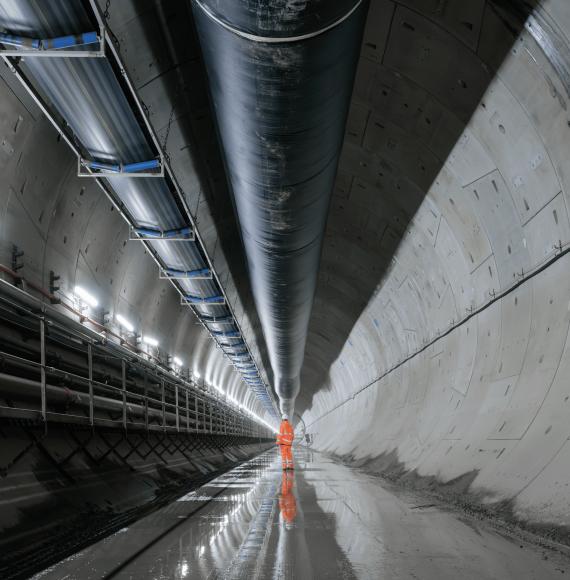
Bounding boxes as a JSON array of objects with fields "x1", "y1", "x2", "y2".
[{"x1": 0, "y1": 277, "x2": 270, "y2": 438}]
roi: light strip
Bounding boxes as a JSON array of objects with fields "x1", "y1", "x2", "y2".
[
  {"x1": 116, "y1": 314, "x2": 134, "y2": 333},
  {"x1": 73, "y1": 285, "x2": 98, "y2": 308},
  {"x1": 143, "y1": 335, "x2": 159, "y2": 347}
]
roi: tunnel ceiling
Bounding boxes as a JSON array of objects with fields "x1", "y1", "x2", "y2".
[{"x1": 104, "y1": 0, "x2": 569, "y2": 431}]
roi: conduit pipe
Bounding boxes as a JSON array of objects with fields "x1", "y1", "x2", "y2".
[
  {"x1": 193, "y1": 0, "x2": 368, "y2": 415},
  {"x1": 0, "y1": 372, "x2": 168, "y2": 422}
]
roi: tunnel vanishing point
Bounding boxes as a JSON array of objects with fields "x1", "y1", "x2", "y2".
[{"x1": 2, "y1": 0, "x2": 570, "y2": 578}]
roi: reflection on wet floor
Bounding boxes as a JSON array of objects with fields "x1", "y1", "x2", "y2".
[
  {"x1": 279, "y1": 470, "x2": 297, "y2": 527},
  {"x1": 34, "y1": 448, "x2": 570, "y2": 579}
]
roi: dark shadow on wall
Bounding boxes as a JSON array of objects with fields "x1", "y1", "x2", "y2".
[{"x1": 295, "y1": 0, "x2": 542, "y2": 417}]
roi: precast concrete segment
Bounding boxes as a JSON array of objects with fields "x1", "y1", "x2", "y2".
[
  {"x1": 297, "y1": 0, "x2": 570, "y2": 540},
  {"x1": 33, "y1": 449, "x2": 570, "y2": 579},
  {"x1": 192, "y1": 0, "x2": 368, "y2": 416}
]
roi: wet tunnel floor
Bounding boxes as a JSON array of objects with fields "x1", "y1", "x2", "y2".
[{"x1": 34, "y1": 448, "x2": 570, "y2": 579}]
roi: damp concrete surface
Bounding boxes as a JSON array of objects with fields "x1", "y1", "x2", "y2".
[{"x1": 33, "y1": 448, "x2": 570, "y2": 579}]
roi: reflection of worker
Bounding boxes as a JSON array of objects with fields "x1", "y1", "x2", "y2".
[
  {"x1": 276, "y1": 414, "x2": 294, "y2": 470},
  {"x1": 279, "y1": 470, "x2": 297, "y2": 528}
]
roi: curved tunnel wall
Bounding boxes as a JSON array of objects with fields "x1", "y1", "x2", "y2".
[
  {"x1": 3, "y1": 0, "x2": 570, "y2": 539},
  {"x1": 300, "y1": 0, "x2": 570, "y2": 531},
  {"x1": 0, "y1": 62, "x2": 263, "y2": 415}
]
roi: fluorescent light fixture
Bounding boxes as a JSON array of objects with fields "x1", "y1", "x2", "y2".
[
  {"x1": 143, "y1": 335, "x2": 159, "y2": 347},
  {"x1": 116, "y1": 314, "x2": 134, "y2": 333},
  {"x1": 74, "y1": 285, "x2": 98, "y2": 308},
  {"x1": 173, "y1": 356, "x2": 183, "y2": 367}
]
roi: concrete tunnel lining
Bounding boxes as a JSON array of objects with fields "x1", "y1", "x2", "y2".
[
  {"x1": 1, "y1": 0, "x2": 570, "y2": 575},
  {"x1": 301, "y1": 0, "x2": 570, "y2": 535}
]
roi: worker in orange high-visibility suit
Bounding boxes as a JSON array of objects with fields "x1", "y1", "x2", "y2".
[
  {"x1": 276, "y1": 414, "x2": 294, "y2": 470},
  {"x1": 279, "y1": 469, "x2": 297, "y2": 527}
]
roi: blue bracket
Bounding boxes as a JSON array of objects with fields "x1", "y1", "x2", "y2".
[
  {"x1": 230, "y1": 353, "x2": 251, "y2": 360},
  {"x1": 183, "y1": 294, "x2": 226, "y2": 305},
  {"x1": 80, "y1": 157, "x2": 163, "y2": 177},
  {"x1": 0, "y1": 31, "x2": 103, "y2": 57},
  {"x1": 43, "y1": 32, "x2": 100, "y2": 50},
  {"x1": 224, "y1": 349, "x2": 249, "y2": 356},
  {"x1": 219, "y1": 341, "x2": 245, "y2": 348},
  {"x1": 131, "y1": 226, "x2": 194, "y2": 241},
  {"x1": 160, "y1": 267, "x2": 212, "y2": 280},
  {"x1": 211, "y1": 330, "x2": 241, "y2": 338}
]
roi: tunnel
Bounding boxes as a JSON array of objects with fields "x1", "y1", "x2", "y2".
[{"x1": 1, "y1": 0, "x2": 570, "y2": 578}]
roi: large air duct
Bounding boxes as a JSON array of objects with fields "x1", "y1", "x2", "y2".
[{"x1": 193, "y1": 0, "x2": 368, "y2": 415}]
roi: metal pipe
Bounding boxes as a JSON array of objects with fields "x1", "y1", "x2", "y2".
[
  {"x1": 0, "y1": 277, "x2": 272, "y2": 433},
  {"x1": 193, "y1": 0, "x2": 368, "y2": 415},
  {"x1": 0, "y1": 372, "x2": 172, "y2": 423}
]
